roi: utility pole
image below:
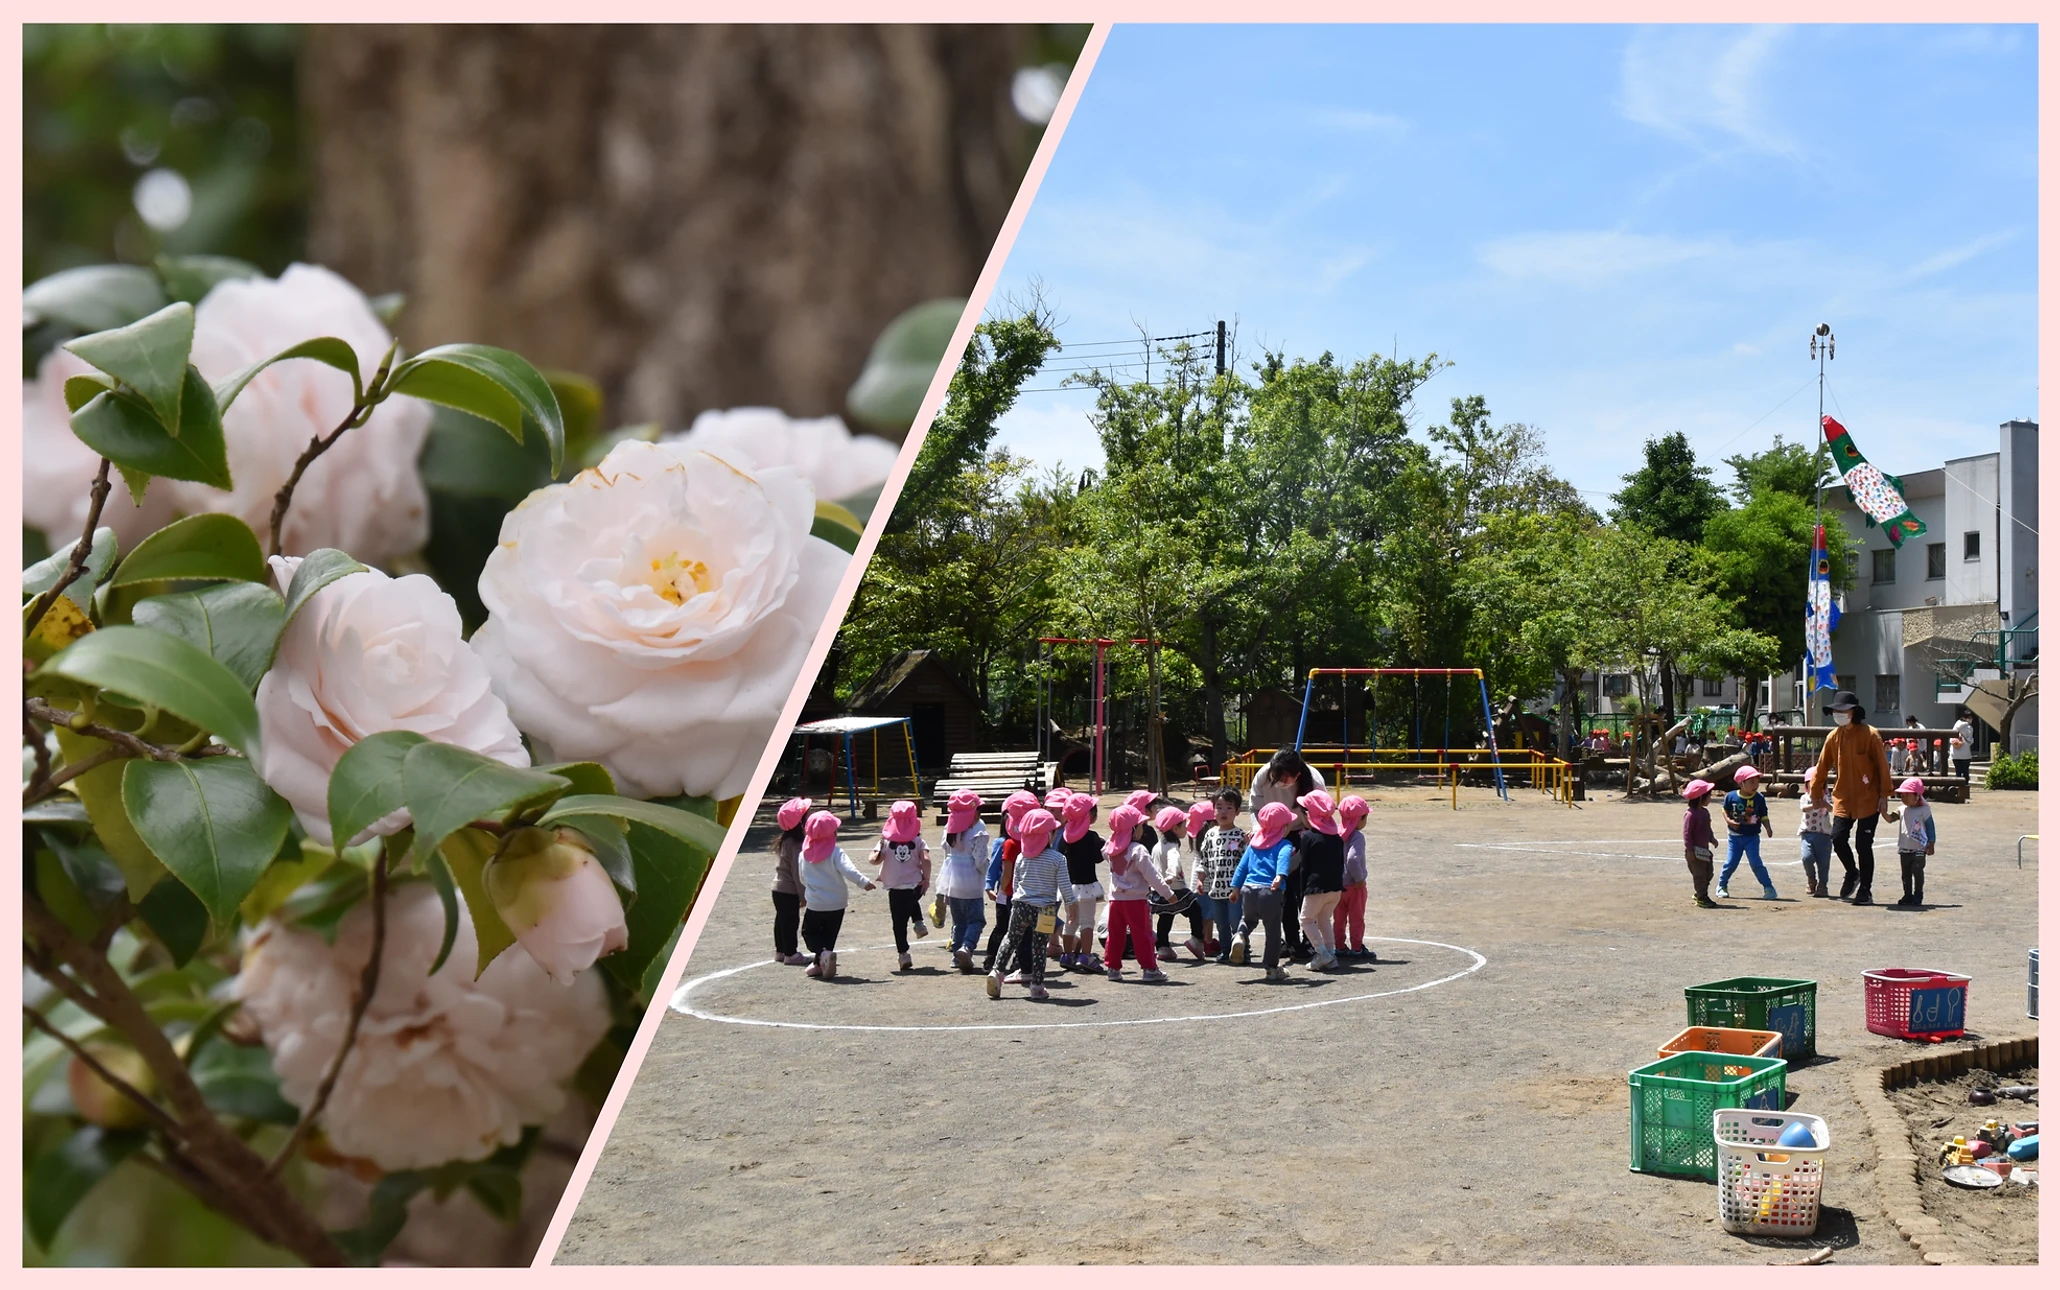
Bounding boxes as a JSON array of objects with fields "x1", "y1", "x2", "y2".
[{"x1": 1215, "y1": 320, "x2": 1226, "y2": 377}]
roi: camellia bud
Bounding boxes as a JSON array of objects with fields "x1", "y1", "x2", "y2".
[
  {"x1": 483, "y1": 827, "x2": 629, "y2": 986},
  {"x1": 66, "y1": 1044, "x2": 157, "y2": 1130}
]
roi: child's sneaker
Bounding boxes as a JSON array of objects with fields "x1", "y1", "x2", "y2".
[
  {"x1": 1761, "y1": 885, "x2": 1778, "y2": 900},
  {"x1": 897, "y1": 951, "x2": 913, "y2": 970},
  {"x1": 985, "y1": 971, "x2": 1002, "y2": 999},
  {"x1": 1265, "y1": 965, "x2": 1290, "y2": 982},
  {"x1": 1203, "y1": 938, "x2": 1221, "y2": 956},
  {"x1": 913, "y1": 921, "x2": 930, "y2": 939},
  {"x1": 822, "y1": 951, "x2": 838, "y2": 978},
  {"x1": 1714, "y1": 885, "x2": 1730, "y2": 899},
  {"x1": 1140, "y1": 968, "x2": 1168, "y2": 983},
  {"x1": 1694, "y1": 896, "x2": 1719, "y2": 909},
  {"x1": 954, "y1": 948, "x2": 974, "y2": 972},
  {"x1": 1229, "y1": 933, "x2": 1249, "y2": 965},
  {"x1": 1003, "y1": 971, "x2": 1027, "y2": 985},
  {"x1": 1027, "y1": 984, "x2": 1049, "y2": 1000},
  {"x1": 1106, "y1": 966, "x2": 1124, "y2": 981},
  {"x1": 1184, "y1": 937, "x2": 1205, "y2": 960},
  {"x1": 805, "y1": 958, "x2": 822, "y2": 977}
]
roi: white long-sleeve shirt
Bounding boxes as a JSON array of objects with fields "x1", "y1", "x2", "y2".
[
  {"x1": 935, "y1": 823, "x2": 990, "y2": 900},
  {"x1": 798, "y1": 847, "x2": 871, "y2": 911},
  {"x1": 1151, "y1": 837, "x2": 1191, "y2": 891}
]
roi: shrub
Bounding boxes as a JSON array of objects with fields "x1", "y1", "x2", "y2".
[{"x1": 1985, "y1": 749, "x2": 2039, "y2": 790}]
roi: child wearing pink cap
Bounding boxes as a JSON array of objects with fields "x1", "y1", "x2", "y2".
[
  {"x1": 982, "y1": 790, "x2": 1040, "y2": 972},
  {"x1": 1331, "y1": 794, "x2": 1371, "y2": 960},
  {"x1": 1149, "y1": 804, "x2": 1206, "y2": 960},
  {"x1": 987, "y1": 807, "x2": 1070, "y2": 1000},
  {"x1": 1229, "y1": 802, "x2": 1297, "y2": 981},
  {"x1": 1681, "y1": 780, "x2": 1718, "y2": 908},
  {"x1": 868, "y1": 799, "x2": 934, "y2": 971},
  {"x1": 1717, "y1": 765, "x2": 1777, "y2": 900},
  {"x1": 1294, "y1": 789, "x2": 1347, "y2": 970},
  {"x1": 1192, "y1": 788, "x2": 1248, "y2": 962},
  {"x1": 1797, "y1": 766, "x2": 1834, "y2": 898},
  {"x1": 770, "y1": 798, "x2": 814, "y2": 965},
  {"x1": 938, "y1": 790, "x2": 991, "y2": 972},
  {"x1": 798, "y1": 811, "x2": 876, "y2": 978},
  {"x1": 1101, "y1": 804, "x2": 1176, "y2": 980},
  {"x1": 1056, "y1": 793, "x2": 1104, "y2": 971},
  {"x1": 1883, "y1": 777, "x2": 1936, "y2": 907}
]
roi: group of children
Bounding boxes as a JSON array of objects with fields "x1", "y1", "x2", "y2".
[
  {"x1": 1680, "y1": 764, "x2": 1938, "y2": 909},
  {"x1": 769, "y1": 755, "x2": 1379, "y2": 998}
]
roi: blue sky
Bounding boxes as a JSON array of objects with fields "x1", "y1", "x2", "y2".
[{"x1": 988, "y1": 24, "x2": 2038, "y2": 505}]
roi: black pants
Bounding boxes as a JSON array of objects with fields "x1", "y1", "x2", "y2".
[
  {"x1": 771, "y1": 889, "x2": 802, "y2": 956},
  {"x1": 1899, "y1": 851, "x2": 1928, "y2": 904},
  {"x1": 801, "y1": 907, "x2": 845, "y2": 954},
  {"x1": 982, "y1": 900, "x2": 1010, "y2": 969},
  {"x1": 993, "y1": 900, "x2": 1050, "y2": 985},
  {"x1": 887, "y1": 887, "x2": 924, "y2": 953},
  {"x1": 1831, "y1": 813, "x2": 1878, "y2": 899},
  {"x1": 1155, "y1": 901, "x2": 1205, "y2": 947},
  {"x1": 1954, "y1": 758, "x2": 1971, "y2": 782},
  {"x1": 1282, "y1": 867, "x2": 1308, "y2": 954}
]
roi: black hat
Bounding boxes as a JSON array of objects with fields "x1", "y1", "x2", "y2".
[{"x1": 1826, "y1": 690, "x2": 1861, "y2": 712}]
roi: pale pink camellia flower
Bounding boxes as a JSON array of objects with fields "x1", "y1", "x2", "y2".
[
  {"x1": 180, "y1": 264, "x2": 431, "y2": 564},
  {"x1": 21, "y1": 347, "x2": 179, "y2": 551},
  {"x1": 484, "y1": 828, "x2": 629, "y2": 986},
  {"x1": 255, "y1": 555, "x2": 529, "y2": 846},
  {"x1": 233, "y1": 883, "x2": 610, "y2": 1171},
  {"x1": 661, "y1": 407, "x2": 900, "y2": 504},
  {"x1": 471, "y1": 439, "x2": 845, "y2": 801}
]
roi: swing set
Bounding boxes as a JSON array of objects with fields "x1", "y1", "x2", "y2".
[
  {"x1": 1037, "y1": 635, "x2": 1159, "y2": 796},
  {"x1": 788, "y1": 715, "x2": 921, "y2": 821}
]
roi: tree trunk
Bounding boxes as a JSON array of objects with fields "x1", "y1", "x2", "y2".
[
  {"x1": 301, "y1": 24, "x2": 1032, "y2": 433},
  {"x1": 1201, "y1": 618, "x2": 1228, "y2": 770}
]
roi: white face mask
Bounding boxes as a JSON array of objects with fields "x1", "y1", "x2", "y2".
[{"x1": 1833, "y1": 711, "x2": 1853, "y2": 726}]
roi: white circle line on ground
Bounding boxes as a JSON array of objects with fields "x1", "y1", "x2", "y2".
[
  {"x1": 1456, "y1": 842, "x2": 1802, "y2": 867},
  {"x1": 669, "y1": 936, "x2": 1487, "y2": 1034}
]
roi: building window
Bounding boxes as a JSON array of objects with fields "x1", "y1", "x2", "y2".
[
  {"x1": 1872, "y1": 548, "x2": 1896, "y2": 584},
  {"x1": 1602, "y1": 674, "x2": 1630, "y2": 698},
  {"x1": 1927, "y1": 543, "x2": 1946, "y2": 579},
  {"x1": 1837, "y1": 674, "x2": 1856, "y2": 697},
  {"x1": 1702, "y1": 677, "x2": 1725, "y2": 697},
  {"x1": 1964, "y1": 530, "x2": 1981, "y2": 561},
  {"x1": 1875, "y1": 674, "x2": 1900, "y2": 713}
]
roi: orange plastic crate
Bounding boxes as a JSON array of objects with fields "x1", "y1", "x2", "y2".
[{"x1": 1658, "y1": 1025, "x2": 1784, "y2": 1060}]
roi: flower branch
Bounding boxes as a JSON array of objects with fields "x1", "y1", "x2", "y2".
[
  {"x1": 267, "y1": 340, "x2": 399, "y2": 558},
  {"x1": 23, "y1": 457, "x2": 112, "y2": 636}
]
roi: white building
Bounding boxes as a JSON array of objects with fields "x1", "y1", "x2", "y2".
[{"x1": 1808, "y1": 418, "x2": 2038, "y2": 752}]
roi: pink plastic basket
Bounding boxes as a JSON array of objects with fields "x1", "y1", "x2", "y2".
[{"x1": 1863, "y1": 968, "x2": 1969, "y2": 1041}]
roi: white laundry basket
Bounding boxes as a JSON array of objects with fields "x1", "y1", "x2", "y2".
[{"x1": 1715, "y1": 1109, "x2": 1830, "y2": 1237}]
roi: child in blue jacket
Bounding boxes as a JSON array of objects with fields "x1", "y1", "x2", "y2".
[{"x1": 1717, "y1": 765, "x2": 1777, "y2": 900}]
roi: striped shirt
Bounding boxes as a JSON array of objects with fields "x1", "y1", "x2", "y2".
[{"x1": 1010, "y1": 845, "x2": 1071, "y2": 907}]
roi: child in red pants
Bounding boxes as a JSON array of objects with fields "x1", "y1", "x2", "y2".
[
  {"x1": 1331, "y1": 793, "x2": 1371, "y2": 959},
  {"x1": 1100, "y1": 804, "x2": 1175, "y2": 981}
]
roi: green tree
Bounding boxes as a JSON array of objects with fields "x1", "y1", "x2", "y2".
[
  {"x1": 1612, "y1": 430, "x2": 1726, "y2": 544},
  {"x1": 1724, "y1": 434, "x2": 1831, "y2": 504},
  {"x1": 1701, "y1": 489, "x2": 1857, "y2": 668}
]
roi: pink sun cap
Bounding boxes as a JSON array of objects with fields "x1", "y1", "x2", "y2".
[
  {"x1": 801, "y1": 810, "x2": 840, "y2": 862},
  {"x1": 1016, "y1": 808, "x2": 1059, "y2": 857},
  {"x1": 1253, "y1": 801, "x2": 1294, "y2": 849},
  {"x1": 1061, "y1": 792, "x2": 1097, "y2": 843},
  {"x1": 1297, "y1": 789, "x2": 1342, "y2": 835},
  {"x1": 945, "y1": 789, "x2": 983, "y2": 834},
  {"x1": 883, "y1": 799, "x2": 921, "y2": 844},
  {"x1": 776, "y1": 797, "x2": 812, "y2": 831}
]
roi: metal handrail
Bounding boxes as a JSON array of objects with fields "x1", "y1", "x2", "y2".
[{"x1": 2019, "y1": 834, "x2": 2038, "y2": 870}]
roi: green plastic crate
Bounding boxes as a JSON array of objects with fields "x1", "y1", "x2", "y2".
[
  {"x1": 1685, "y1": 977, "x2": 1817, "y2": 1060},
  {"x1": 1628, "y1": 1051, "x2": 1788, "y2": 1180}
]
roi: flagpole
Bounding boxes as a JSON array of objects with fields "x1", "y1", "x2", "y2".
[{"x1": 1808, "y1": 322, "x2": 1834, "y2": 725}]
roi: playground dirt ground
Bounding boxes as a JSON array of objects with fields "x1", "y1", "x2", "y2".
[{"x1": 556, "y1": 779, "x2": 2041, "y2": 1265}]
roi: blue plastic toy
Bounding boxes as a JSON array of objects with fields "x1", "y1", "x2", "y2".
[
  {"x1": 1777, "y1": 1121, "x2": 1820, "y2": 1149},
  {"x1": 2005, "y1": 1134, "x2": 2038, "y2": 1162}
]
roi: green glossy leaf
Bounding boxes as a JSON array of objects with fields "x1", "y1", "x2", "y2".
[
  {"x1": 213, "y1": 336, "x2": 363, "y2": 413},
  {"x1": 393, "y1": 344, "x2": 566, "y2": 475},
  {"x1": 238, "y1": 849, "x2": 334, "y2": 927},
  {"x1": 42, "y1": 829, "x2": 128, "y2": 914},
  {"x1": 23, "y1": 265, "x2": 166, "y2": 334},
  {"x1": 153, "y1": 253, "x2": 261, "y2": 304},
  {"x1": 62, "y1": 373, "x2": 114, "y2": 412},
  {"x1": 189, "y1": 1042, "x2": 298, "y2": 1125},
  {"x1": 542, "y1": 370, "x2": 603, "y2": 473},
  {"x1": 639, "y1": 921, "x2": 685, "y2": 1003},
  {"x1": 426, "y1": 850, "x2": 461, "y2": 975},
  {"x1": 64, "y1": 301, "x2": 195, "y2": 438},
  {"x1": 136, "y1": 875, "x2": 211, "y2": 966},
  {"x1": 24, "y1": 1126, "x2": 146, "y2": 1251},
  {"x1": 466, "y1": 1169, "x2": 523, "y2": 1221},
  {"x1": 52, "y1": 728, "x2": 165, "y2": 899},
  {"x1": 605, "y1": 820, "x2": 716, "y2": 992},
  {"x1": 534, "y1": 762, "x2": 616, "y2": 797},
  {"x1": 417, "y1": 404, "x2": 550, "y2": 501},
  {"x1": 810, "y1": 506, "x2": 863, "y2": 554},
  {"x1": 35, "y1": 849, "x2": 103, "y2": 942},
  {"x1": 123, "y1": 758, "x2": 293, "y2": 924},
  {"x1": 109, "y1": 513, "x2": 266, "y2": 587},
  {"x1": 281, "y1": 548, "x2": 368, "y2": 629},
  {"x1": 41, "y1": 625, "x2": 262, "y2": 755},
  {"x1": 131, "y1": 581, "x2": 287, "y2": 692},
  {"x1": 69, "y1": 367, "x2": 231, "y2": 491},
  {"x1": 331, "y1": 1171, "x2": 427, "y2": 1266},
  {"x1": 438, "y1": 828, "x2": 519, "y2": 977},
  {"x1": 537, "y1": 793, "x2": 728, "y2": 856},
  {"x1": 327, "y1": 730, "x2": 428, "y2": 849},
  {"x1": 549, "y1": 815, "x2": 635, "y2": 894},
  {"x1": 23, "y1": 527, "x2": 118, "y2": 610},
  {"x1": 846, "y1": 297, "x2": 966, "y2": 432},
  {"x1": 402, "y1": 742, "x2": 571, "y2": 860}
]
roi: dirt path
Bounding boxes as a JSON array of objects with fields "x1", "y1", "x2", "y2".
[{"x1": 558, "y1": 782, "x2": 2039, "y2": 1264}]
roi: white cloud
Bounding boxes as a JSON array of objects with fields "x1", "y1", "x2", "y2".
[
  {"x1": 1477, "y1": 230, "x2": 1721, "y2": 285},
  {"x1": 1619, "y1": 25, "x2": 1799, "y2": 159},
  {"x1": 1898, "y1": 229, "x2": 2019, "y2": 281},
  {"x1": 990, "y1": 395, "x2": 1106, "y2": 475},
  {"x1": 1733, "y1": 342, "x2": 1762, "y2": 356}
]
